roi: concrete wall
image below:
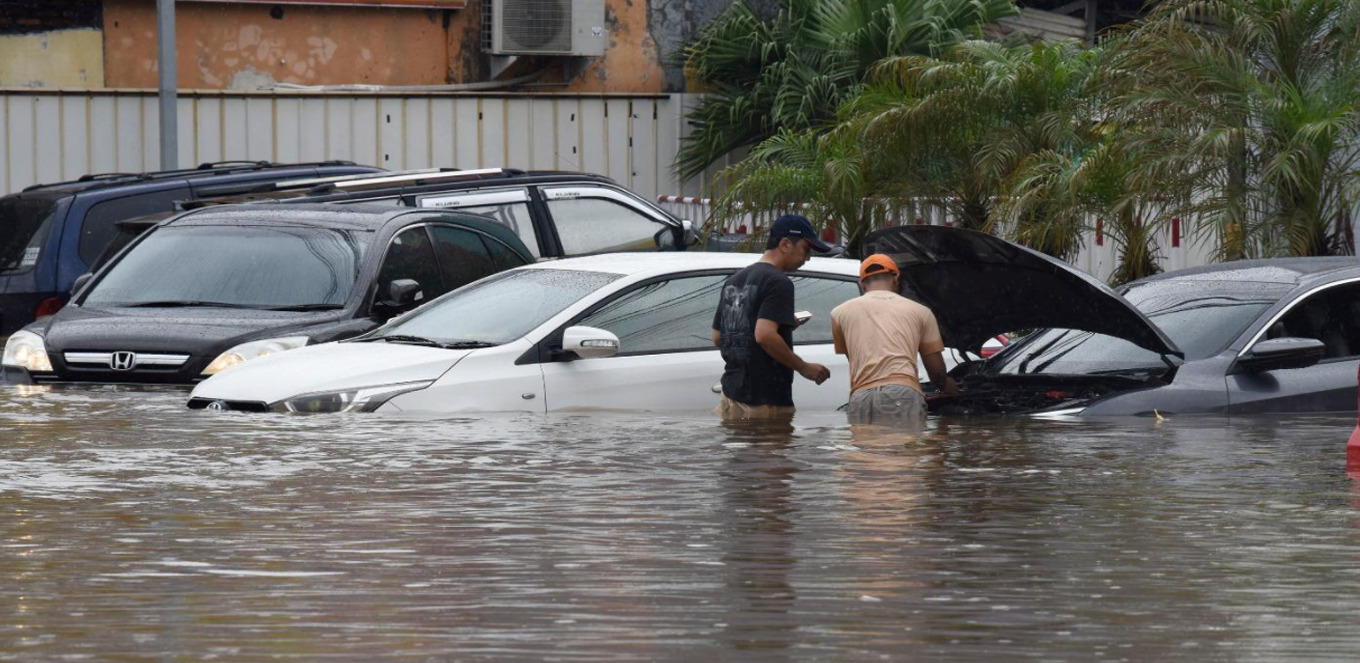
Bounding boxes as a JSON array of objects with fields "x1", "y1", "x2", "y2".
[
  {"x1": 102, "y1": 0, "x2": 455, "y2": 90},
  {"x1": 91, "y1": 0, "x2": 704, "y2": 93},
  {"x1": 0, "y1": 29, "x2": 106, "y2": 89}
]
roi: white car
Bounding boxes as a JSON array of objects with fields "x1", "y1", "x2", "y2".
[{"x1": 187, "y1": 253, "x2": 972, "y2": 414}]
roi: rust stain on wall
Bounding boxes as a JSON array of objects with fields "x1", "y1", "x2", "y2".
[
  {"x1": 103, "y1": 0, "x2": 450, "y2": 89},
  {"x1": 563, "y1": 0, "x2": 664, "y2": 93}
]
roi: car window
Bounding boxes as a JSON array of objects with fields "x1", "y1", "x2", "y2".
[
  {"x1": 483, "y1": 235, "x2": 530, "y2": 270},
  {"x1": 376, "y1": 226, "x2": 445, "y2": 305},
  {"x1": 374, "y1": 268, "x2": 621, "y2": 345},
  {"x1": 577, "y1": 274, "x2": 729, "y2": 355},
  {"x1": 417, "y1": 190, "x2": 540, "y2": 257},
  {"x1": 0, "y1": 195, "x2": 64, "y2": 275},
  {"x1": 82, "y1": 226, "x2": 368, "y2": 308},
  {"x1": 428, "y1": 225, "x2": 496, "y2": 292},
  {"x1": 545, "y1": 197, "x2": 667, "y2": 255},
  {"x1": 454, "y1": 203, "x2": 539, "y2": 257},
  {"x1": 1263, "y1": 282, "x2": 1360, "y2": 359},
  {"x1": 78, "y1": 187, "x2": 191, "y2": 266},
  {"x1": 791, "y1": 276, "x2": 861, "y2": 344}
]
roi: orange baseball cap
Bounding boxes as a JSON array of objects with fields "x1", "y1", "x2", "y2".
[{"x1": 859, "y1": 254, "x2": 900, "y2": 281}]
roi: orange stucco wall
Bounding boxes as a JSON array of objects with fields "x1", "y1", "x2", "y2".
[
  {"x1": 101, "y1": 0, "x2": 667, "y2": 92},
  {"x1": 103, "y1": 0, "x2": 451, "y2": 89}
]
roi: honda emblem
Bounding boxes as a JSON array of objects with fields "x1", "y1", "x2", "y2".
[{"x1": 109, "y1": 351, "x2": 137, "y2": 371}]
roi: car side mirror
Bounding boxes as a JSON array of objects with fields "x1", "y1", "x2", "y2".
[
  {"x1": 655, "y1": 225, "x2": 679, "y2": 250},
  {"x1": 71, "y1": 273, "x2": 93, "y2": 296},
  {"x1": 1233, "y1": 337, "x2": 1325, "y2": 374},
  {"x1": 384, "y1": 279, "x2": 424, "y2": 309},
  {"x1": 561, "y1": 325, "x2": 620, "y2": 359},
  {"x1": 681, "y1": 219, "x2": 699, "y2": 246}
]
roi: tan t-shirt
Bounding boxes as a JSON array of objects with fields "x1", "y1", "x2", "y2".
[{"x1": 830, "y1": 290, "x2": 945, "y2": 395}]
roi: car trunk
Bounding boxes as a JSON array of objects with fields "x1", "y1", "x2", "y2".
[{"x1": 856, "y1": 226, "x2": 1183, "y2": 414}]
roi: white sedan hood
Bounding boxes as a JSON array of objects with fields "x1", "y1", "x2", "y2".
[{"x1": 191, "y1": 341, "x2": 471, "y2": 404}]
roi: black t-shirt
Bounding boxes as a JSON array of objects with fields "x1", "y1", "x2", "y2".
[{"x1": 712, "y1": 262, "x2": 797, "y2": 406}]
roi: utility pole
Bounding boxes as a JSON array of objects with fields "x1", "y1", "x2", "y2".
[{"x1": 157, "y1": 0, "x2": 178, "y2": 170}]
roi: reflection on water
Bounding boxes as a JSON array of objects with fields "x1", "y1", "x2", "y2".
[{"x1": 2, "y1": 385, "x2": 1360, "y2": 661}]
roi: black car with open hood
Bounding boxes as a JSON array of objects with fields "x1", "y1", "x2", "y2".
[{"x1": 857, "y1": 226, "x2": 1359, "y2": 416}]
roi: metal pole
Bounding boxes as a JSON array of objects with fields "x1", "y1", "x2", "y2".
[{"x1": 157, "y1": 0, "x2": 178, "y2": 170}]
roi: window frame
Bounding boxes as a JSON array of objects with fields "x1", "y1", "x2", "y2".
[
  {"x1": 1237, "y1": 276, "x2": 1360, "y2": 362},
  {"x1": 539, "y1": 185, "x2": 679, "y2": 256}
]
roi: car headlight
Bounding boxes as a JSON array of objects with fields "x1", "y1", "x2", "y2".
[
  {"x1": 202, "y1": 336, "x2": 309, "y2": 376},
  {"x1": 271, "y1": 381, "x2": 433, "y2": 414},
  {"x1": 2, "y1": 330, "x2": 53, "y2": 373}
]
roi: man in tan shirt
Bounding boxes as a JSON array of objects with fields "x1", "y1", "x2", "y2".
[{"x1": 830, "y1": 254, "x2": 958, "y2": 427}]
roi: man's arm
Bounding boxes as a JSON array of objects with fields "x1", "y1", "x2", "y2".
[
  {"x1": 754, "y1": 318, "x2": 830, "y2": 384},
  {"x1": 712, "y1": 329, "x2": 721, "y2": 348},
  {"x1": 920, "y1": 351, "x2": 958, "y2": 396},
  {"x1": 832, "y1": 317, "x2": 847, "y2": 356}
]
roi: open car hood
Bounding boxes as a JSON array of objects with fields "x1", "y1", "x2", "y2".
[{"x1": 858, "y1": 226, "x2": 1182, "y2": 357}]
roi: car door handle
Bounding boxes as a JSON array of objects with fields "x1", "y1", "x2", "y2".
[{"x1": 712, "y1": 382, "x2": 721, "y2": 394}]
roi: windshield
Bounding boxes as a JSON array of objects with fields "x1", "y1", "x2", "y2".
[
  {"x1": 84, "y1": 225, "x2": 370, "y2": 308},
  {"x1": 0, "y1": 196, "x2": 65, "y2": 275},
  {"x1": 991, "y1": 280, "x2": 1291, "y2": 375},
  {"x1": 371, "y1": 268, "x2": 620, "y2": 345}
]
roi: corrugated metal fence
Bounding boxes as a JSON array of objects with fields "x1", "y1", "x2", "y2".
[{"x1": 0, "y1": 89, "x2": 738, "y2": 200}]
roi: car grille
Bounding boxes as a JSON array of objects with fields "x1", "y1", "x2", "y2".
[
  {"x1": 64, "y1": 351, "x2": 190, "y2": 370},
  {"x1": 187, "y1": 397, "x2": 270, "y2": 412}
]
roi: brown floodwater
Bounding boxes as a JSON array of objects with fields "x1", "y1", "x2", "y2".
[{"x1": 2, "y1": 385, "x2": 1359, "y2": 662}]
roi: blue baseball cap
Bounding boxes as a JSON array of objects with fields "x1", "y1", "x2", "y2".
[{"x1": 767, "y1": 214, "x2": 832, "y2": 252}]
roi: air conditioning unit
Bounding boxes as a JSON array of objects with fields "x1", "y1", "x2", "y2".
[{"x1": 483, "y1": 0, "x2": 607, "y2": 57}]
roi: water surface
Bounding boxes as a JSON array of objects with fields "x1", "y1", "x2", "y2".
[{"x1": 2, "y1": 386, "x2": 1358, "y2": 661}]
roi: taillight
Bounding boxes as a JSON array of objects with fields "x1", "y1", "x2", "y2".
[{"x1": 34, "y1": 297, "x2": 63, "y2": 318}]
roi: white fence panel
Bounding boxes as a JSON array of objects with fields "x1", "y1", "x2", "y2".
[{"x1": 0, "y1": 90, "x2": 686, "y2": 200}]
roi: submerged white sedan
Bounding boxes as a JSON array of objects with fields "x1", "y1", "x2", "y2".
[{"x1": 188, "y1": 253, "x2": 876, "y2": 413}]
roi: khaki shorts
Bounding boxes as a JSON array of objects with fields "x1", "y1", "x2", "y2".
[
  {"x1": 715, "y1": 395, "x2": 796, "y2": 421},
  {"x1": 847, "y1": 384, "x2": 927, "y2": 429}
]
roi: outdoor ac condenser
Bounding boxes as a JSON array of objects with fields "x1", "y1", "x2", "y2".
[{"x1": 484, "y1": 0, "x2": 607, "y2": 57}]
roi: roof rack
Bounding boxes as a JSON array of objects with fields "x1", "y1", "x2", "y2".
[
  {"x1": 270, "y1": 168, "x2": 448, "y2": 191},
  {"x1": 19, "y1": 160, "x2": 363, "y2": 194},
  {"x1": 309, "y1": 167, "x2": 523, "y2": 194}
]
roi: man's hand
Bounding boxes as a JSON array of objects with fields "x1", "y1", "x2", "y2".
[{"x1": 798, "y1": 362, "x2": 831, "y2": 385}]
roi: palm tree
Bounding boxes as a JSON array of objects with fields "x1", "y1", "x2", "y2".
[
  {"x1": 1113, "y1": 0, "x2": 1360, "y2": 259},
  {"x1": 845, "y1": 39, "x2": 1105, "y2": 236},
  {"x1": 676, "y1": 0, "x2": 1017, "y2": 182}
]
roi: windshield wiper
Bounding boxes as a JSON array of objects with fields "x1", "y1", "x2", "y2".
[
  {"x1": 1018, "y1": 330, "x2": 1072, "y2": 374},
  {"x1": 263, "y1": 303, "x2": 346, "y2": 311},
  {"x1": 441, "y1": 340, "x2": 499, "y2": 349},
  {"x1": 123, "y1": 300, "x2": 263, "y2": 309},
  {"x1": 356, "y1": 334, "x2": 444, "y2": 347}
]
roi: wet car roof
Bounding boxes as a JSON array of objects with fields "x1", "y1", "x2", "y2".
[
  {"x1": 164, "y1": 203, "x2": 462, "y2": 231},
  {"x1": 1137, "y1": 257, "x2": 1360, "y2": 285},
  {"x1": 523, "y1": 253, "x2": 859, "y2": 278}
]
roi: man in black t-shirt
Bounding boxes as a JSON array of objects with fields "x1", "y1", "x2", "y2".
[{"x1": 711, "y1": 214, "x2": 833, "y2": 419}]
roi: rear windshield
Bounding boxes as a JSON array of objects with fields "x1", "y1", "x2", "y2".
[
  {"x1": 83, "y1": 225, "x2": 371, "y2": 308},
  {"x1": 0, "y1": 196, "x2": 65, "y2": 275}
]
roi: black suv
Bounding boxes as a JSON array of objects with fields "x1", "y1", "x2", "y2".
[
  {"x1": 179, "y1": 168, "x2": 697, "y2": 259},
  {"x1": 2, "y1": 204, "x2": 533, "y2": 385},
  {"x1": 0, "y1": 161, "x2": 383, "y2": 336}
]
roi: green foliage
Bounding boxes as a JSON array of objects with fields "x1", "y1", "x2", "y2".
[
  {"x1": 1113, "y1": 0, "x2": 1360, "y2": 258},
  {"x1": 677, "y1": 0, "x2": 1019, "y2": 181},
  {"x1": 696, "y1": 0, "x2": 1360, "y2": 283}
]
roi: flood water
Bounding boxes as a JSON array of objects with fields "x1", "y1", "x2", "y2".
[{"x1": 2, "y1": 386, "x2": 1359, "y2": 662}]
